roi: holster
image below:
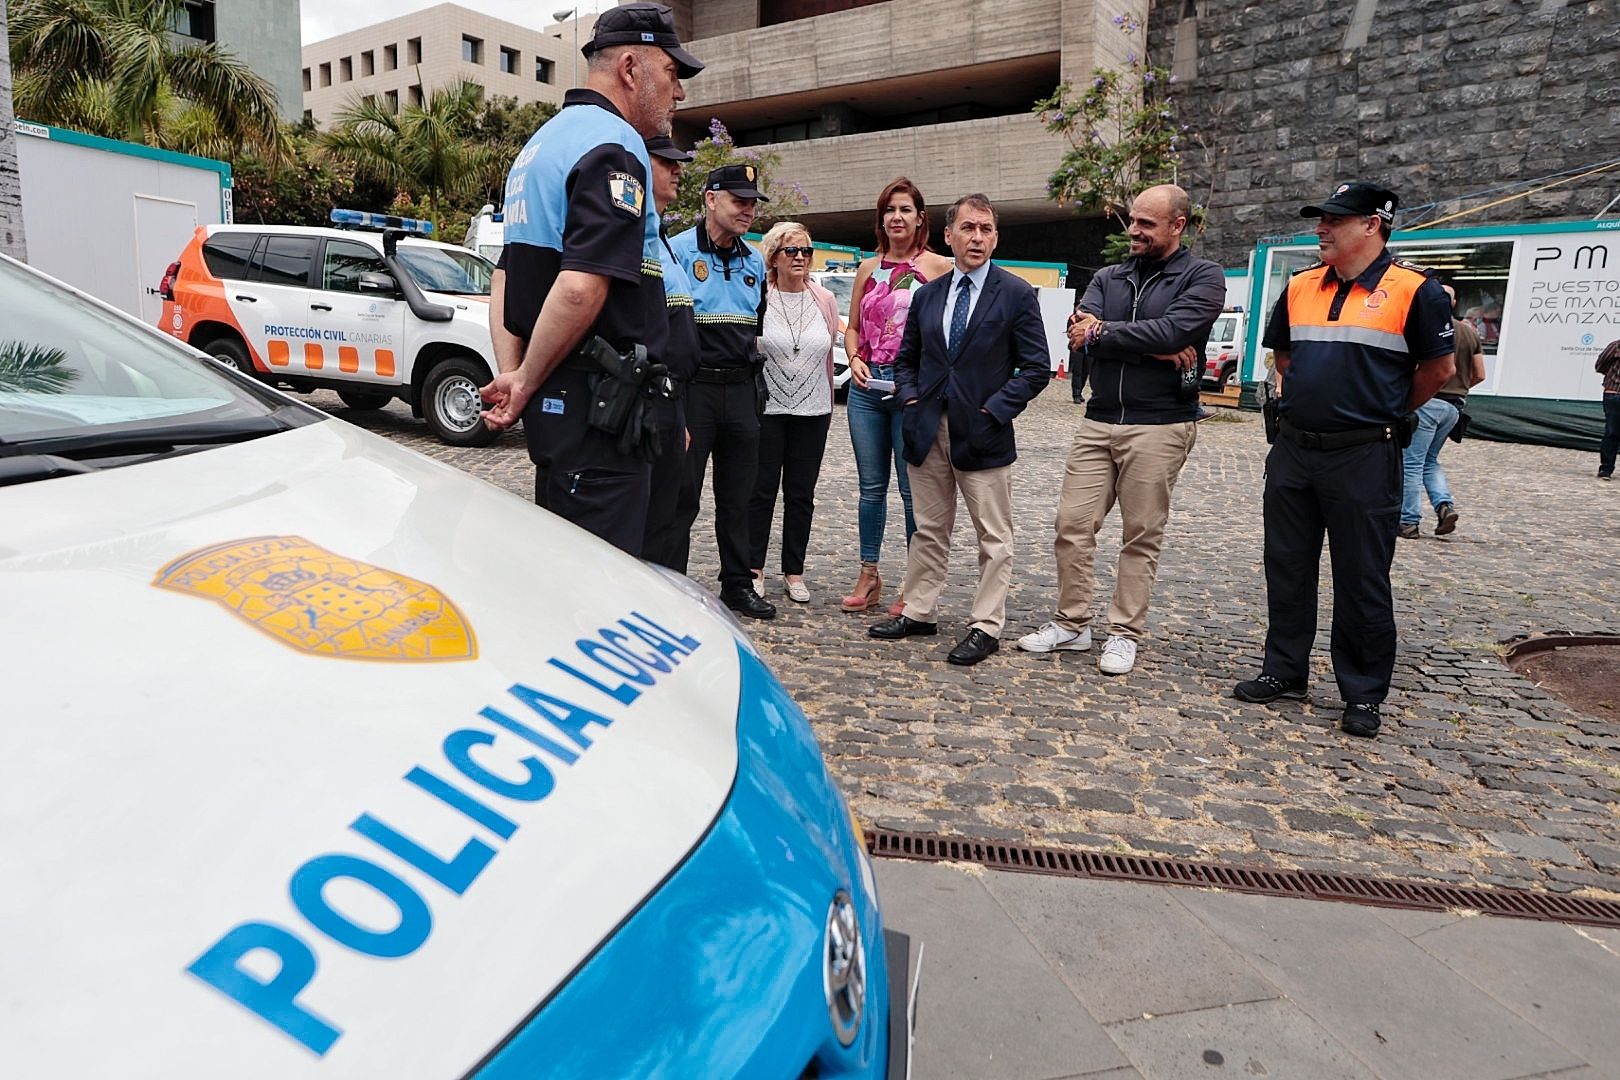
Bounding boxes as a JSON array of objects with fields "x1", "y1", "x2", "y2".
[
  {"x1": 750, "y1": 349, "x2": 768, "y2": 414},
  {"x1": 577, "y1": 335, "x2": 668, "y2": 459},
  {"x1": 1397, "y1": 412, "x2": 1418, "y2": 449},
  {"x1": 1262, "y1": 398, "x2": 1280, "y2": 444}
]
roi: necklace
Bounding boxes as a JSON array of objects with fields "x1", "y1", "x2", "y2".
[{"x1": 774, "y1": 287, "x2": 816, "y2": 356}]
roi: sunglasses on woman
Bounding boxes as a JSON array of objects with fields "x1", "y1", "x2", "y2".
[{"x1": 779, "y1": 246, "x2": 814, "y2": 258}]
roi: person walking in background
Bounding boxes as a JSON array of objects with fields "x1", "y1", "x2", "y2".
[
  {"x1": 1016, "y1": 184, "x2": 1224, "y2": 676},
  {"x1": 868, "y1": 194, "x2": 1050, "y2": 666},
  {"x1": 1597, "y1": 338, "x2": 1620, "y2": 480},
  {"x1": 748, "y1": 223, "x2": 840, "y2": 602},
  {"x1": 1399, "y1": 282, "x2": 1486, "y2": 537},
  {"x1": 840, "y1": 178, "x2": 954, "y2": 614}
]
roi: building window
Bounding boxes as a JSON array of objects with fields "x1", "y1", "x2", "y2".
[
  {"x1": 462, "y1": 35, "x2": 483, "y2": 65},
  {"x1": 302, "y1": 67, "x2": 311, "y2": 92},
  {"x1": 302, "y1": 109, "x2": 313, "y2": 125},
  {"x1": 385, "y1": 89, "x2": 399, "y2": 113},
  {"x1": 363, "y1": 94, "x2": 376, "y2": 107},
  {"x1": 361, "y1": 50, "x2": 375, "y2": 77},
  {"x1": 339, "y1": 56, "x2": 353, "y2": 82},
  {"x1": 407, "y1": 37, "x2": 422, "y2": 65},
  {"x1": 384, "y1": 44, "x2": 398, "y2": 71},
  {"x1": 408, "y1": 84, "x2": 423, "y2": 107},
  {"x1": 500, "y1": 46, "x2": 520, "y2": 74},
  {"x1": 318, "y1": 62, "x2": 331, "y2": 88},
  {"x1": 535, "y1": 57, "x2": 554, "y2": 84},
  {"x1": 169, "y1": 0, "x2": 216, "y2": 42}
]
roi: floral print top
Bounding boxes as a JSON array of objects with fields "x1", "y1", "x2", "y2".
[{"x1": 857, "y1": 260, "x2": 932, "y2": 379}]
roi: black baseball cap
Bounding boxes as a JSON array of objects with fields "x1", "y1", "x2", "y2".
[
  {"x1": 705, "y1": 163, "x2": 768, "y2": 201},
  {"x1": 646, "y1": 135, "x2": 693, "y2": 163},
  {"x1": 582, "y1": 3, "x2": 704, "y2": 80},
  {"x1": 1301, "y1": 181, "x2": 1398, "y2": 222}
]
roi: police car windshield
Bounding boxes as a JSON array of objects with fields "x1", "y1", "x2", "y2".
[
  {"x1": 817, "y1": 273, "x2": 855, "y2": 312},
  {"x1": 393, "y1": 245, "x2": 493, "y2": 295},
  {"x1": 0, "y1": 257, "x2": 304, "y2": 451}
]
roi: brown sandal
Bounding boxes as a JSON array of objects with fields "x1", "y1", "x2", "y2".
[{"x1": 840, "y1": 562, "x2": 882, "y2": 612}]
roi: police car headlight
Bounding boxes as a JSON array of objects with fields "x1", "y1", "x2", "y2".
[
  {"x1": 646, "y1": 563, "x2": 758, "y2": 656},
  {"x1": 823, "y1": 890, "x2": 867, "y2": 1047}
]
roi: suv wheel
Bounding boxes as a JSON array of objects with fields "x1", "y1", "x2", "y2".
[
  {"x1": 423, "y1": 356, "x2": 498, "y2": 447},
  {"x1": 203, "y1": 335, "x2": 252, "y2": 375},
  {"x1": 1219, "y1": 361, "x2": 1238, "y2": 390},
  {"x1": 337, "y1": 389, "x2": 395, "y2": 412}
]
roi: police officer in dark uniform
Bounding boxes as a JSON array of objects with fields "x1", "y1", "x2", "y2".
[
  {"x1": 1233, "y1": 182, "x2": 1456, "y2": 738},
  {"x1": 642, "y1": 134, "x2": 698, "y2": 568},
  {"x1": 668, "y1": 166, "x2": 775, "y2": 618},
  {"x1": 479, "y1": 3, "x2": 701, "y2": 557}
]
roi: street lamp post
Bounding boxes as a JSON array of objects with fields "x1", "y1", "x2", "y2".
[{"x1": 553, "y1": 7, "x2": 578, "y2": 89}]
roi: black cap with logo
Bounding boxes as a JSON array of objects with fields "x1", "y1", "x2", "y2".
[
  {"x1": 1300, "y1": 181, "x2": 1398, "y2": 222},
  {"x1": 645, "y1": 135, "x2": 693, "y2": 163},
  {"x1": 704, "y1": 163, "x2": 769, "y2": 201},
  {"x1": 582, "y1": 3, "x2": 704, "y2": 80}
]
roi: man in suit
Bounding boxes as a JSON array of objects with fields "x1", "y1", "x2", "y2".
[{"x1": 868, "y1": 193, "x2": 1051, "y2": 665}]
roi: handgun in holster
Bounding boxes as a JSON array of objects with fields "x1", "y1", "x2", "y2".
[
  {"x1": 749, "y1": 348, "x2": 768, "y2": 414},
  {"x1": 576, "y1": 335, "x2": 669, "y2": 459},
  {"x1": 1396, "y1": 411, "x2": 1418, "y2": 448},
  {"x1": 1262, "y1": 399, "x2": 1280, "y2": 444}
]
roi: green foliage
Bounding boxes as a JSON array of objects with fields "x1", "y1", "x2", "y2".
[
  {"x1": 0, "y1": 342, "x2": 79, "y2": 394},
  {"x1": 664, "y1": 119, "x2": 810, "y2": 234},
  {"x1": 1033, "y1": 13, "x2": 1202, "y2": 249}
]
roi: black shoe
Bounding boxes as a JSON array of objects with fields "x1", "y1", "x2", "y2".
[
  {"x1": 1600, "y1": 471, "x2": 1614, "y2": 481},
  {"x1": 1341, "y1": 702, "x2": 1382, "y2": 738},
  {"x1": 1233, "y1": 673, "x2": 1309, "y2": 703},
  {"x1": 721, "y1": 587, "x2": 776, "y2": 620},
  {"x1": 1397, "y1": 522, "x2": 1420, "y2": 539},
  {"x1": 947, "y1": 628, "x2": 1000, "y2": 666},
  {"x1": 868, "y1": 614, "x2": 938, "y2": 640},
  {"x1": 1434, "y1": 502, "x2": 1458, "y2": 536}
]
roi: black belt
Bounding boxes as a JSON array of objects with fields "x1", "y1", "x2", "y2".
[
  {"x1": 1279, "y1": 417, "x2": 1395, "y2": 450},
  {"x1": 1435, "y1": 393, "x2": 1467, "y2": 408},
  {"x1": 690, "y1": 366, "x2": 753, "y2": 384}
]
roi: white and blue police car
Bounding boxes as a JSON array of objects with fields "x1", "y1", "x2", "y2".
[{"x1": 0, "y1": 251, "x2": 911, "y2": 1077}]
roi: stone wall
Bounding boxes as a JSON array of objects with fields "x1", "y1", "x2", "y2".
[
  {"x1": 1, "y1": 0, "x2": 24, "y2": 261},
  {"x1": 1148, "y1": 0, "x2": 1620, "y2": 267}
]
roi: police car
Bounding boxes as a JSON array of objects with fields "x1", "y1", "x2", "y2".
[
  {"x1": 1, "y1": 251, "x2": 911, "y2": 1078},
  {"x1": 463, "y1": 203, "x2": 505, "y2": 263},
  {"x1": 158, "y1": 210, "x2": 502, "y2": 447},
  {"x1": 810, "y1": 270, "x2": 856, "y2": 398}
]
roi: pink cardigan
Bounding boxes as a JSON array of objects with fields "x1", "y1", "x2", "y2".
[{"x1": 769, "y1": 281, "x2": 842, "y2": 388}]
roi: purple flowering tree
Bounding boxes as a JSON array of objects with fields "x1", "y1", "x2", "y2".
[{"x1": 664, "y1": 118, "x2": 812, "y2": 231}]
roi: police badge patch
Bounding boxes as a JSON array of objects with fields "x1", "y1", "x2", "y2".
[
  {"x1": 744, "y1": 274, "x2": 757, "y2": 287},
  {"x1": 692, "y1": 260, "x2": 709, "y2": 282},
  {"x1": 608, "y1": 172, "x2": 644, "y2": 217}
]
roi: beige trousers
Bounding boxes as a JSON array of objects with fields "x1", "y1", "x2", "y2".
[
  {"x1": 900, "y1": 418, "x2": 1015, "y2": 636},
  {"x1": 1053, "y1": 416, "x2": 1196, "y2": 638}
]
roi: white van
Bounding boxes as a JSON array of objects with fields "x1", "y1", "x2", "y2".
[
  {"x1": 1202, "y1": 309, "x2": 1247, "y2": 390},
  {"x1": 463, "y1": 204, "x2": 505, "y2": 263}
]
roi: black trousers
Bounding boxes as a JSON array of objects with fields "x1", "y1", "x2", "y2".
[
  {"x1": 1261, "y1": 435, "x2": 1401, "y2": 704},
  {"x1": 749, "y1": 411, "x2": 833, "y2": 575},
  {"x1": 674, "y1": 379, "x2": 758, "y2": 589},
  {"x1": 641, "y1": 397, "x2": 688, "y2": 569},
  {"x1": 522, "y1": 365, "x2": 650, "y2": 558}
]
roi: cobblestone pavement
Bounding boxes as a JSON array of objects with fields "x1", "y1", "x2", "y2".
[{"x1": 311, "y1": 388, "x2": 1620, "y2": 895}]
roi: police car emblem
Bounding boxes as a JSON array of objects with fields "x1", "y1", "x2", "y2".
[
  {"x1": 155, "y1": 536, "x2": 477, "y2": 662},
  {"x1": 608, "y1": 172, "x2": 644, "y2": 217},
  {"x1": 693, "y1": 260, "x2": 709, "y2": 282},
  {"x1": 744, "y1": 274, "x2": 757, "y2": 287}
]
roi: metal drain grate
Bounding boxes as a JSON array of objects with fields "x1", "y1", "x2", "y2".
[{"x1": 865, "y1": 828, "x2": 1620, "y2": 928}]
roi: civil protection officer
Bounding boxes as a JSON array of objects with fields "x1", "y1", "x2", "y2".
[
  {"x1": 1232, "y1": 182, "x2": 1456, "y2": 738},
  {"x1": 479, "y1": 4, "x2": 702, "y2": 556},
  {"x1": 668, "y1": 165, "x2": 775, "y2": 618},
  {"x1": 642, "y1": 134, "x2": 698, "y2": 568}
]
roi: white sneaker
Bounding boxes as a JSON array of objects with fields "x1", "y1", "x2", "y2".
[
  {"x1": 1016, "y1": 622, "x2": 1092, "y2": 653},
  {"x1": 751, "y1": 574, "x2": 764, "y2": 598},
  {"x1": 1098, "y1": 635, "x2": 1137, "y2": 675},
  {"x1": 784, "y1": 578, "x2": 810, "y2": 603}
]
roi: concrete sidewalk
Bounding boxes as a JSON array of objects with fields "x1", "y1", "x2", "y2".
[{"x1": 879, "y1": 859, "x2": 1620, "y2": 1080}]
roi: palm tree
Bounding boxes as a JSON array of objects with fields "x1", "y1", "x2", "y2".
[
  {"x1": 319, "y1": 80, "x2": 502, "y2": 233},
  {"x1": 0, "y1": 342, "x2": 79, "y2": 394},
  {"x1": 8, "y1": 0, "x2": 284, "y2": 160}
]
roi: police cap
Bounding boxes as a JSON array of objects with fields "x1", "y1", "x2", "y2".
[
  {"x1": 705, "y1": 163, "x2": 769, "y2": 202},
  {"x1": 582, "y1": 3, "x2": 704, "y2": 80},
  {"x1": 1301, "y1": 181, "x2": 1398, "y2": 223},
  {"x1": 645, "y1": 135, "x2": 694, "y2": 163}
]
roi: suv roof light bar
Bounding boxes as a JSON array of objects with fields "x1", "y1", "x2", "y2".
[{"x1": 330, "y1": 208, "x2": 435, "y2": 236}]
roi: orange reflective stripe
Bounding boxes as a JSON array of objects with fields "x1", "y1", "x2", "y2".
[
  {"x1": 375, "y1": 349, "x2": 396, "y2": 378},
  {"x1": 268, "y1": 340, "x2": 291, "y2": 367},
  {"x1": 304, "y1": 343, "x2": 325, "y2": 370},
  {"x1": 338, "y1": 346, "x2": 360, "y2": 373}
]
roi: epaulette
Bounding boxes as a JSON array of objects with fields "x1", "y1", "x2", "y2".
[
  {"x1": 1391, "y1": 258, "x2": 1431, "y2": 274},
  {"x1": 1288, "y1": 261, "x2": 1325, "y2": 276}
]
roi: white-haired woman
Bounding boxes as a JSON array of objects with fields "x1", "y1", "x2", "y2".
[{"x1": 748, "y1": 222, "x2": 840, "y2": 603}]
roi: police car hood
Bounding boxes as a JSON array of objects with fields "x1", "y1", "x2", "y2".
[{"x1": 0, "y1": 418, "x2": 745, "y2": 1078}]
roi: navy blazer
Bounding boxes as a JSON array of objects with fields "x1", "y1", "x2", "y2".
[{"x1": 894, "y1": 263, "x2": 1051, "y2": 470}]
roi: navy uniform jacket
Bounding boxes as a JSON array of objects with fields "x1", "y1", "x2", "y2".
[{"x1": 668, "y1": 219, "x2": 765, "y2": 369}]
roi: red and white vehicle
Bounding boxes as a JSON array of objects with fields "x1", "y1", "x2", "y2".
[
  {"x1": 159, "y1": 212, "x2": 501, "y2": 447},
  {"x1": 1201, "y1": 309, "x2": 1247, "y2": 391}
]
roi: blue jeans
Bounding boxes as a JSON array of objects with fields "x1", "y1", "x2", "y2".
[
  {"x1": 1601, "y1": 393, "x2": 1620, "y2": 476},
  {"x1": 846, "y1": 382, "x2": 915, "y2": 563},
  {"x1": 1400, "y1": 397, "x2": 1459, "y2": 526}
]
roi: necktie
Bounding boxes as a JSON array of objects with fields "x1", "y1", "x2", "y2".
[{"x1": 948, "y1": 275, "x2": 972, "y2": 358}]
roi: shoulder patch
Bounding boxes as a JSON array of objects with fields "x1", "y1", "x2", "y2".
[
  {"x1": 692, "y1": 260, "x2": 709, "y2": 282},
  {"x1": 608, "y1": 172, "x2": 644, "y2": 217}
]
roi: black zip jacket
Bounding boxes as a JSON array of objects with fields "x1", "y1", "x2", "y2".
[{"x1": 1074, "y1": 246, "x2": 1226, "y2": 423}]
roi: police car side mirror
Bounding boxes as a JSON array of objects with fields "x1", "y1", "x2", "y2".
[{"x1": 357, "y1": 271, "x2": 400, "y2": 297}]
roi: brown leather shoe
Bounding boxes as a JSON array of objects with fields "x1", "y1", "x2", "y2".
[{"x1": 840, "y1": 563, "x2": 882, "y2": 612}]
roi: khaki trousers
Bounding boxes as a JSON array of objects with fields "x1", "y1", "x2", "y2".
[
  {"x1": 1053, "y1": 416, "x2": 1196, "y2": 638},
  {"x1": 900, "y1": 418, "x2": 1015, "y2": 636}
]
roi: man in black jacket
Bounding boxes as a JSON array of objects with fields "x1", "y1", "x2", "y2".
[{"x1": 1016, "y1": 184, "x2": 1224, "y2": 675}]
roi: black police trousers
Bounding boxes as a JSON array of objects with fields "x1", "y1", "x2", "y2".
[
  {"x1": 1261, "y1": 435, "x2": 1401, "y2": 704},
  {"x1": 673, "y1": 378, "x2": 758, "y2": 589},
  {"x1": 522, "y1": 365, "x2": 651, "y2": 558},
  {"x1": 641, "y1": 396, "x2": 688, "y2": 570}
]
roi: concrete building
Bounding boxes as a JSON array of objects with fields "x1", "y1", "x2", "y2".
[
  {"x1": 301, "y1": 4, "x2": 577, "y2": 129},
  {"x1": 668, "y1": 0, "x2": 1148, "y2": 261},
  {"x1": 171, "y1": 1, "x2": 305, "y2": 123},
  {"x1": 1, "y1": 0, "x2": 23, "y2": 261}
]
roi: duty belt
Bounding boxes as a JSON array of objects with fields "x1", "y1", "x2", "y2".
[
  {"x1": 690, "y1": 365, "x2": 753, "y2": 385},
  {"x1": 1278, "y1": 417, "x2": 1395, "y2": 450}
]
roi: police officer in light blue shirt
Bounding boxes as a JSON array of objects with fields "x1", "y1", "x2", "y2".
[{"x1": 480, "y1": 3, "x2": 702, "y2": 556}]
